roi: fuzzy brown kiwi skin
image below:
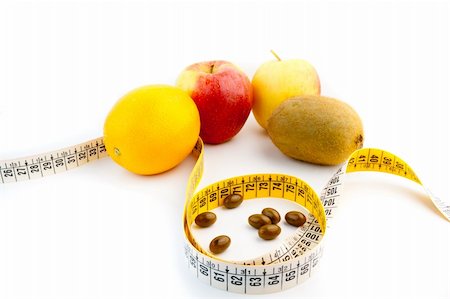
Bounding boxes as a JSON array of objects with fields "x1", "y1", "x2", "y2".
[{"x1": 267, "y1": 95, "x2": 364, "y2": 166}]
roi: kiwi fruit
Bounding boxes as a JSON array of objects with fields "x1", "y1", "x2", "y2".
[{"x1": 267, "y1": 95, "x2": 364, "y2": 165}]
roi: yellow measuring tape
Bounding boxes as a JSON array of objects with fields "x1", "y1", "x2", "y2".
[{"x1": 1, "y1": 137, "x2": 449, "y2": 294}]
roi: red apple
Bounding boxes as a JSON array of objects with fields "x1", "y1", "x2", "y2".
[{"x1": 176, "y1": 60, "x2": 253, "y2": 144}]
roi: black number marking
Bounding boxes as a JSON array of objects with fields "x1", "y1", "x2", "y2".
[
  {"x1": 213, "y1": 272, "x2": 225, "y2": 282},
  {"x1": 16, "y1": 168, "x2": 27, "y2": 175},
  {"x1": 383, "y1": 157, "x2": 392, "y2": 165},
  {"x1": 66, "y1": 155, "x2": 76, "y2": 164},
  {"x1": 220, "y1": 188, "x2": 230, "y2": 198},
  {"x1": 99, "y1": 144, "x2": 106, "y2": 153},
  {"x1": 55, "y1": 158, "x2": 64, "y2": 167},
  {"x1": 245, "y1": 183, "x2": 255, "y2": 192},
  {"x1": 258, "y1": 182, "x2": 268, "y2": 190},
  {"x1": 199, "y1": 197, "x2": 206, "y2": 208},
  {"x1": 232, "y1": 185, "x2": 242, "y2": 194},
  {"x1": 272, "y1": 182, "x2": 282, "y2": 190},
  {"x1": 230, "y1": 275, "x2": 243, "y2": 286},
  {"x1": 285, "y1": 270, "x2": 296, "y2": 282},
  {"x1": 209, "y1": 192, "x2": 217, "y2": 203},
  {"x1": 395, "y1": 162, "x2": 404, "y2": 170},
  {"x1": 326, "y1": 187, "x2": 337, "y2": 196},
  {"x1": 310, "y1": 225, "x2": 321, "y2": 232},
  {"x1": 29, "y1": 165, "x2": 40, "y2": 173},
  {"x1": 301, "y1": 239, "x2": 311, "y2": 246},
  {"x1": 42, "y1": 162, "x2": 52, "y2": 170},
  {"x1": 323, "y1": 198, "x2": 335, "y2": 206},
  {"x1": 89, "y1": 148, "x2": 97, "y2": 157},
  {"x1": 189, "y1": 256, "x2": 196, "y2": 268},
  {"x1": 300, "y1": 264, "x2": 309, "y2": 275},
  {"x1": 267, "y1": 275, "x2": 280, "y2": 285},
  {"x1": 3, "y1": 169, "x2": 13, "y2": 177},
  {"x1": 78, "y1": 152, "x2": 87, "y2": 160},
  {"x1": 199, "y1": 264, "x2": 208, "y2": 276},
  {"x1": 305, "y1": 232, "x2": 320, "y2": 241},
  {"x1": 285, "y1": 184, "x2": 295, "y2": 193},
  {"x1": 282, "y1": 255, "x2": 291, "y2": 262},
  {"x1": 329, "y1": 176, "x2": 339, "y2": 185},
  {"x1": 370, "y1": 155, "x2": 379, "y2": 162},
  {"x1": 249, "y1": 277, "x2": 261, "y2": 287}
]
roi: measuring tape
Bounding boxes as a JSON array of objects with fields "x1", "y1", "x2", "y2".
[
  {"x1": 0, "y1": 139, "x2": 108, "y2": 183},
  {"x1": 1, "y1": 137, "x2": 449, "y2": 294}
]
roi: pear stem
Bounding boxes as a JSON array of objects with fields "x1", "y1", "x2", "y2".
[{"x1": 270, "y1": 50, "x2": 282, "y2": 61}]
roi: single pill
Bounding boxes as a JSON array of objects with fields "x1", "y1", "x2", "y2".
[
  {"x1": 195, "y1": 212, "x2": 217, "y2": 228},
  {"x1": 258, "y1": 224, "x2": 281, "y2": 240},
  {"x1": 223, "y1": 194, "x2": 243, "y2": 209},
  {"x1": 285, "y1": 211, "x2": 307, "y2": 227},
  {"x1": 248, "y1": 214, "x2": 272, "y2": 229},
  {"x1": 209, "y1": 235, "x2": 231, "y2": 254},
  {"x1": 262, "y1": 207, "x2": 281, "y2": 224}
]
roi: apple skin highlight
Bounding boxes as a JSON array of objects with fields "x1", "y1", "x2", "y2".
[{"x1": 177, "y1": 61, "x2": 253, "y2": 144}]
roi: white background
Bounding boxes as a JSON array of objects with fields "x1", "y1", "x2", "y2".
[{"x1": 0, "y1": 1, "x2": 449, "y2": 298}]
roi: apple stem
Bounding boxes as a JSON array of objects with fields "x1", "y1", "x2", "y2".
[
  {"x1": 270, "y1": 50, "x2": 282, "y2": 61},
  {"x1": 210, "y1": 63, "x2": 215, "y2": 73}
]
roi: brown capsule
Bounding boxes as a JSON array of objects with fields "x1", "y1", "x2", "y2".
[
  {"x1": 248, "y1": 214, "x2": 272, "y2": 229},
  {"x1": 258, "y1": 224, "x2": 281, "y2": 240},
  {"x1": 223, "y1": 194, "x2": 243, "y2": 209},
  {"x1": 195, "y1": 212, "x2": 217, "y2": 228},
  {"x1": 285, "y1": 211, "x2": 307, "y2": 227},
  {"x1": 262, "y1": 207, "x2": 281, "y2": 224},
  {"x1": 209, "y1": 235, "x2": 231, "y2": 254}
]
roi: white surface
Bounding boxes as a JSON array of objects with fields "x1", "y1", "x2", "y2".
[{"x1": 0, "y1": 1, "x2": 449, "y2": 298}]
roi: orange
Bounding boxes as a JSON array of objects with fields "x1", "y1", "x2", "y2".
[{"x1": 103, "y1": 85, "x2": 200, "y2": 175}]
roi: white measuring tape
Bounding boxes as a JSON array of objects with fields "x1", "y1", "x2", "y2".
[
  {"x1": 0, "y1": 138, "x2": 108, "y2": 183},
  {"x1": 1, "y1": 137, "x2": 449, "y2": 294}
]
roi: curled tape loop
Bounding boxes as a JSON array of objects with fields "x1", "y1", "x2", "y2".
[{"x1": 182, "y1": 139, "x2": 448, "y2": 293}]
